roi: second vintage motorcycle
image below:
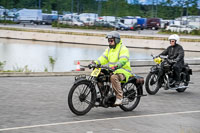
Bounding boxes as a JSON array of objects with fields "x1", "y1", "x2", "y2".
[{"x1": 145, "y1": 55, "x2": 192, "y2": 95}]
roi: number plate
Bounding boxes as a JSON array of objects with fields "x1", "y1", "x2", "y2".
[{"x1": 91, "y1": 68, "x2": 101, "y2": 77}]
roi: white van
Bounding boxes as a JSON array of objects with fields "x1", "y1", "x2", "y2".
[
  {"x1": 120, "y1": 18, "x2": 137, "y2": 27},
  {"x1": 15, "y1": 9, "x2": 42, "y2": 24},
  {"x1": 79, "y1": 13, "x2": 98, "y2": 26}
]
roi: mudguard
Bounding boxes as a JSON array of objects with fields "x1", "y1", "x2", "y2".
[
  {"x1": 150, "y1": 66, "x2": 159, "y2": 73},
  {"x1": 128, "y1": 75, "x2": 144, "y2": 95},
  {"x1": 74, "y1": 75, "x2": 87, "y2": 85},
  {"x1": 73, "y1": 77, "x2": 97, "y2": 99}
]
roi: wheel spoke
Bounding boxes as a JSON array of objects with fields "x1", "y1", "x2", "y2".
[
  {"x1": 121, "y1": 82, "x2": 140, "y2": 110},
  {"x1": 71, "y1": 84, "x2": 92, "y2": 112}
]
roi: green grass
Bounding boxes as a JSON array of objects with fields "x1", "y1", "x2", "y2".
[
  {"x1": 159, "y1": 29, "x2": 200, "y2": 36},
  {"x1": 0, "y1": 20, "x2": 17, "y2": 24}
]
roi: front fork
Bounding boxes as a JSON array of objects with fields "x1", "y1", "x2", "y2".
[{"x1": 163, "y1": 74, "x2": 170, "y2": 89}]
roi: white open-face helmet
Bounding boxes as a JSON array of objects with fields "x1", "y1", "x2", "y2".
[{"x1": 168, "y1": 34, "x2": 180, "y2": 44}]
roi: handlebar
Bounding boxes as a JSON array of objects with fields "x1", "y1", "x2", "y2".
[
  {"x1": 151, "y1": 54, "x2": 168, "y2": 59},
  {"x1": 151, "y1": 54, "x2": 176, "y2": 65},
  {"x1": 81, "y1": 64, "x2": 114, "y2": 71}
]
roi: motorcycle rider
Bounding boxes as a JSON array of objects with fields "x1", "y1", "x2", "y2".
[
  {"x1": 88, "y1": 31, "x2": 132, "y2": 105},
  {"x1": 159, "y1": 34, "x2": 184, "y2": 87}
]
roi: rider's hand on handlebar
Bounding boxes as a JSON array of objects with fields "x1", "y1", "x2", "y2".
[
  {"x1": 110, "y1": 66, "x2": 118, "y2": 70},
  {"x1": 88, "y1": 61, "x2": 96, "y2": 69},
  {"x1": 88, "y1": 61, "x2": 101, "y2": 69},
  {"x1": 168, "y1": 59, "x2": 176, "y2": 64}
]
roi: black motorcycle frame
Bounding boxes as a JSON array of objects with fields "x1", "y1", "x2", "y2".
[
  {"x1": 68, "y1": 65, "x2": 145, "y2": 115},
  {"x1": 145, "y1": 55, "x2": 192, "y2": 95}
]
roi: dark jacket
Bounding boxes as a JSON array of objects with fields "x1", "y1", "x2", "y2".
[{"x1": 160, "y1": 44, "x2": 184, "y2": 65}]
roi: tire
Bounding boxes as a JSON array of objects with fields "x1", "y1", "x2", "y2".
[
  {"x1": 68, "y1": 80, "x2": 96, "y2": 115},
  {"x1": 119, "y1": 82, "x2": 141, "y2": 111},
  {"x1": 145, "y1": 73, "x2": 160, "y2": 95},
  {"x1": 176, "y1": 82, "x2": 188, "y2": 92},
  {"x1": 176, "y1": 88, "x2": 187, "y2": 92},
  {"x1": 42, "y1": 22, "x2": 46, "y2": 25},
  {"x1": 30, "y1": 20, "x2": 34, "y2": 25}
]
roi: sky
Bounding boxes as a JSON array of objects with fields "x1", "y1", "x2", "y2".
[{"x1": 128, "y1": 0, "x2": 200, "y2": 8}]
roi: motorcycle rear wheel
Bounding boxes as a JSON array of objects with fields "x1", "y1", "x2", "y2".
[
  {"x1": 176, "y1": 82, "x2": 188, "y2": 92},
  {"x1": 120, "y1": 82, "x2": 141, "y2": 111},
  {"x1": 145, "y1": 72, "x2": 160, "y2": 95},
  {"x1": 68, "y1": 81, "x2": 96, "y2": 115}
]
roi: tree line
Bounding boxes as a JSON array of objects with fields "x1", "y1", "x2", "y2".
[{"x1": 0, "y1": 0, "x2": 199, "y2": 19}]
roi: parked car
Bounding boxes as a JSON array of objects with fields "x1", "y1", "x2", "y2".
[
  {"x1": 186, "y1": 25, "x2": 198, "y2": 30},
  {"x1": 59, "y1": 19, "x2": 84, "y2": 26},
  {"x1": 94, "y1": 21, "x2": 115, "y2": 28},
  {"x1": 166, "y1": 25, "x2": 195, "y2": 33},
  {"x1": 180, "y1": 25, "x2": 195, "y2": 33},
  {"x1": 166, "y1": 25, "x2": 182, "y2": 32},
  {"x1": 146, "y1": 18, "x2": 161, "y2": 30},
  {"x1": 115, "y1": 22, "x2": 130, "y2": 30},
  {"x1": 41, "y1": 14, "x2": 58, "y2": 25}
]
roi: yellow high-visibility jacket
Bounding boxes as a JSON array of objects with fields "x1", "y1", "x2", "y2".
[{"x1": 95, "y1": 40, "x2": 132, "y2": 82}]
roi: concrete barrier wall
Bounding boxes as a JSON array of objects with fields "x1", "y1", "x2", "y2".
[
  {"x1": 75, "y1": 59, "x2": 200, "y2": 66},
  {"x1": 0, "y1": 30, "x2": 200, "y2": 52},
  {"x1": 0, "y1": 60, "x2": 199, "y2": 77}
]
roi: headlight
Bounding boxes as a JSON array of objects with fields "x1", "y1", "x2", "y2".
[{"x1": 154, "y1": 57, "x2": 162, "y2": 64}]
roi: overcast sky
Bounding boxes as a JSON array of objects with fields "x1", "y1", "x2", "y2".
[{"x1": 128, "y1": 0, "x2": 200, "y2": 8}]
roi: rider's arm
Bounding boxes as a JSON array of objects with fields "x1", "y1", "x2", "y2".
[
  {"x1": 174, "y1": 46, "x2": 184, "y2": 62},
  {"x1": 116, "y1": 46, "x2": 129, "y2": 68},
  {"x1": 159, "y1": 48, "x2": 169, "y2": 56},
  {"x1": 95, "y1": 48, "x2": 109, "y2": 66}
]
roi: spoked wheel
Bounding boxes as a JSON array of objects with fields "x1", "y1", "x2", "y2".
[
  {"x1": 120, "y1": 82, "x2": 141, "y2": 111},
  {"x1": 68, "y1": 81, "x2": 96, "y2": 115},
  {"x1": 145, "y1": 72, "x2": 160, "y2": 95}
]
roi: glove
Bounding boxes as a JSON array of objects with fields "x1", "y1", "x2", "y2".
[
  {"x1": 110, "y1": 66, "x2": 118, "y2": 70},
  {"x1": 88, "y1": 61, "x2": 98, "y2": 69},
  {"x1": 168, "y1": 59, "x2": 176, "y2": 64}
]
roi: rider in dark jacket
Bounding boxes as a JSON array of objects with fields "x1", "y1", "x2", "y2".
[{"x1": 160, "y1": 34, "x2": 184, "y2": 86}]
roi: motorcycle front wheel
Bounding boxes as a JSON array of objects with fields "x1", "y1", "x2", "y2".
[
  {"x1": 145, "y1": 72, "x2": 160, "y2": 95},
  {"x1": 68, "y1": 81, "x2": 96, "y2": 115},
  {"x1": 120, "y1": 82, "x2": 141, "y2": 111}
]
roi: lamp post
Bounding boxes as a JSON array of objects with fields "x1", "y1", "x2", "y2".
[
  {"x1": 71, "y1": 0, "x2": 74, "y2": 20},
  {"x1": 152, "y1": 0, "x2": 154, "y2": 18},
  {"x1": 38, "y1": 0, "x2": 41, "y2": 9}
]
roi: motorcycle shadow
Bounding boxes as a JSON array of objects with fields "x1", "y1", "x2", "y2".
[
  {"x1": 76, "y1": 108, "x2": 142, "y2": 118},
  {"x1": 161, "y1": 90, "x2": 194, "y2": 95}
]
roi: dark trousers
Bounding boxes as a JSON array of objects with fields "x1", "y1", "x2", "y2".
[{"x1": 172, "y1": 62, "x2": 183, "y2": 82}]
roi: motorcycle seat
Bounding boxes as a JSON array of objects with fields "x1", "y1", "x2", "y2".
[{"x1": 129, "y1": 75, "x2": 144, "y2": 84}]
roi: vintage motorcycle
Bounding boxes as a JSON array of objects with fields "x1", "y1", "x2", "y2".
[
  {"x1": 145, "y1": 55, "x2": 192, "y2": 95},
  {"x1": 68, "y1": 64, "x2": 145, "y2": 115}
]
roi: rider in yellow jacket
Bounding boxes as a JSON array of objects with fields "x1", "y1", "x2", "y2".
[{"x1": 94, "y1": 31, "x2": 132, "y2": 105}]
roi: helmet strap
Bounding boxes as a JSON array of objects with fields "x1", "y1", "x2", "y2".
[{"x1": 109, "y1": 44, "x2": 116, "y2": 49}]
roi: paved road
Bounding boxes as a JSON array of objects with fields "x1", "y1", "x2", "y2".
[
  {"x1": 0, "y1": 72, "x2": 200, "y2": 133},
  {"x1": 1, "y1": 24, "x2": 200, "y2": 39}
]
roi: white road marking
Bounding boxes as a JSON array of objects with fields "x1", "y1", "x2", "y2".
[{"x1": 0, "y1": 110, "x2": 200, "y2": 131}]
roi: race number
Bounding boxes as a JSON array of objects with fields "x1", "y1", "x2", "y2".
[{"x1": 91, "y1": 68, "x2": 101, "y2": 77}]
